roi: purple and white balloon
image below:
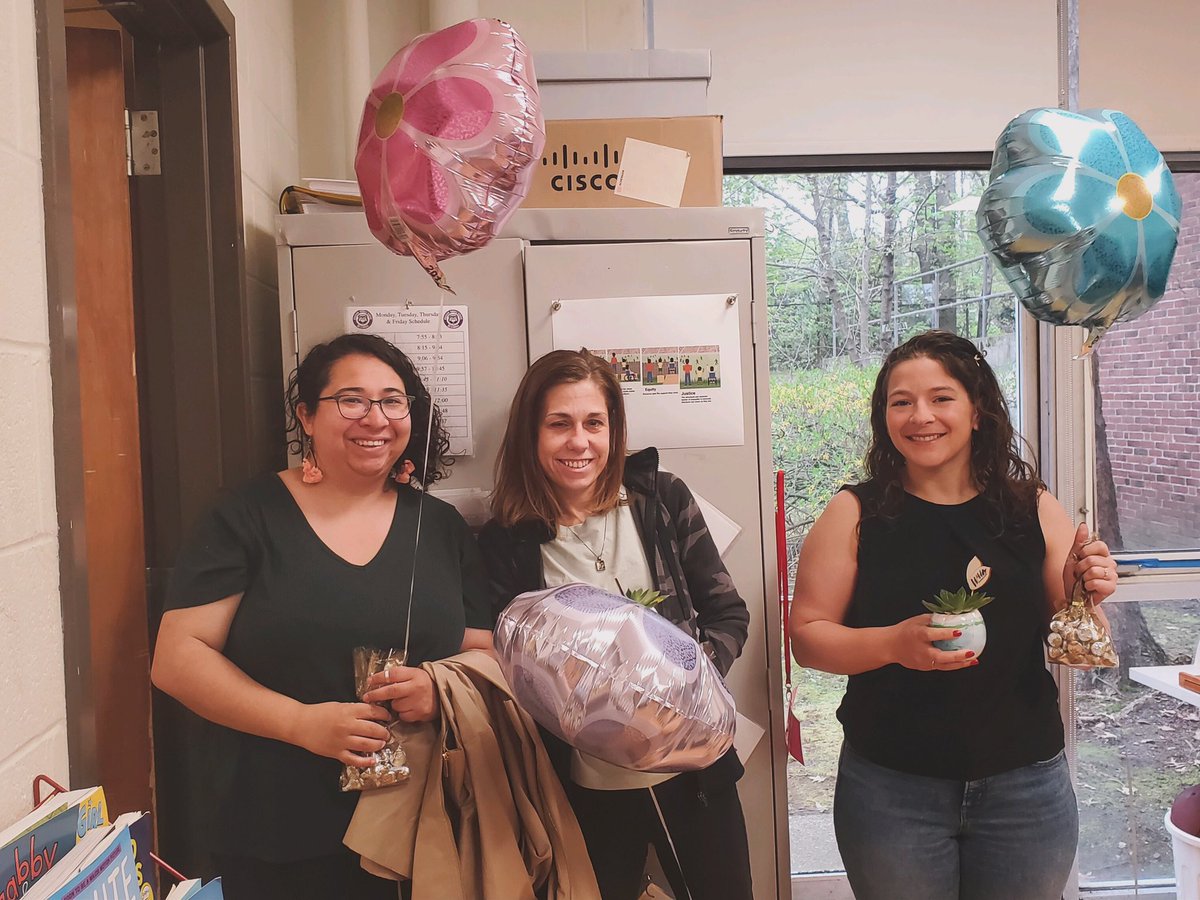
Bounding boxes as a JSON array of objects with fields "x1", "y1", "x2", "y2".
[{"x1": 494, "y1": 582, "x2": 736, "y2": 773}]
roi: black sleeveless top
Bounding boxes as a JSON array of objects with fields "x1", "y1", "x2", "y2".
[{"x1": 836, "y1": 481, "x2": 1063, "y2": 780}]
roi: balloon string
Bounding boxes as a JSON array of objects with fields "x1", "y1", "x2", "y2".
[
  {"x1": 649, "y1": 785, "x2": 693, "y2": 900},
  {"x1": 401, "y1": 286, "x2": 449, "y2": 664}
]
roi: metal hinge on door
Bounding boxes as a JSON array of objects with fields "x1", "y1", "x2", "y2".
[{"x1": 125, "y1": 110, "x2": 161, "y2": 176}]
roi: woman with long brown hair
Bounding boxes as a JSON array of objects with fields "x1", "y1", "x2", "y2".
[
  {"x1": 479, "y1": 348, "x2": 753, "y2": 900},
  {"x1": 790, "y1": 330, "x2": 1118, "y2": 899}
]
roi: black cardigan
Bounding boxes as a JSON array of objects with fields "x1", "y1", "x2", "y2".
[
  {"x1": 477, "y1": 447, "x2": 750, "y2": 675},
  {"x1": 477, "y1": 447, "x2": 749, "y2": 789}
]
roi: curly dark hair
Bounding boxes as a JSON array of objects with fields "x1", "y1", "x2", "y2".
[
  {"x1": 284, "y1": 333, "x2": 452, "y2": 487},
  {"x1": 864, "y1": 330, "x2": 1042, "y2": 527}
]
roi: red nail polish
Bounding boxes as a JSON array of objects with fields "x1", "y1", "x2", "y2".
[
  {"x1": 965, "y1": 651, "x2": 975, "y2": 658},
  {"x1": 953, "y1": 630, "x2": 963, "y2": 637},
  {"x1": 971, "y1": 659, "x2": 980, "y2": 666}
]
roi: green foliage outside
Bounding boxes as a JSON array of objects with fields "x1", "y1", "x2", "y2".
[
  {"x1": 734, "y1": 172, "x2": 1198, "y2": 884},
  {"x1": 772, "y1": 365, "x2": 873, "y2": 564},
  {"x1": 739, "y1": 172, "x2": 1030, "y2": 835}
]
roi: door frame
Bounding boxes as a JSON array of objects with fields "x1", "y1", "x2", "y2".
[{"x1": 35, "y1": 0, "x2": 256, "y2": 855}]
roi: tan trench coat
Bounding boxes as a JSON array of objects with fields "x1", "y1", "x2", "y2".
[{"x1": 344, "y1": 650, "x2": 601, "y2": 900}]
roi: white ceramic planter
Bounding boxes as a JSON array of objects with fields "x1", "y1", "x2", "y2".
[{"x1": 931, "y1": 609, "x2": 987, "y2": 656}]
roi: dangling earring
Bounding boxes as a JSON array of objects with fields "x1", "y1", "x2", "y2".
[
  {"x1": 301, "y1": 437, "x2": 324, "y2": 485},
  {"x1": 393, "y1": 459, "x2": 415, "y2": 485}
]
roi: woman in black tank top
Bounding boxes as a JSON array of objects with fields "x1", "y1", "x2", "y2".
[{"x1": 788, "y1": 331, "x2": 1118, "y2": 900}]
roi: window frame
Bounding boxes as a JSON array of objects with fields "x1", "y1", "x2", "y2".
[
  {"x1": 1049, "y1": 157, "x2": 1200, "y2": 897},
  {"x1": 736, "y1": 153, "x2": 1198, "y2": 898}
]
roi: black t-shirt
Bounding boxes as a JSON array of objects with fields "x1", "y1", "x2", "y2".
[
  {"x1": 836, "y1": 481, "x2": 1064, "y2": 780},
  {"x1": 165, "y1": 473, "x2": 493, "y2": 861}
]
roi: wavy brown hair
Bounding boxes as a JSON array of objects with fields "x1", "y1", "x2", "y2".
[
  {"x1": 491, "y1": 349, "x2": 627, "y2": 528},
  {"x1": 864, "y1": 330, "x2": 1042, "y2": 527}
]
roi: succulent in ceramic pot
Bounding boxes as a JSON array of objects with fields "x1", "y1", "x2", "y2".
[{"x1": 923, "y1": 587, "x2": 994, "y2": 656}]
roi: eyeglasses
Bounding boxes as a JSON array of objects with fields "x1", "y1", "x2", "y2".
[{"x1": 318, "y1": 394, "x2": 415, "y2": 420}]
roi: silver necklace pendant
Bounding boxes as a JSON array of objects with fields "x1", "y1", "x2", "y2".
[{"x1": 567, "y1": 508, "x2": 610, "y2": 574}]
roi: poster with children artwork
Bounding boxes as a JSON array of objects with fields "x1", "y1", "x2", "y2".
[
  {"x1": 642, "y1": 347, "x2": 681, "y2": 394},
  {"x1": 682, "y1": 346, "x2": 721, "y2": 388},
  {"x1": 550, "y1": 294, "x2": 743, "y2": 448},
  {"x1": 589, "y1": 348, "x2": 642, "y2": 395}
]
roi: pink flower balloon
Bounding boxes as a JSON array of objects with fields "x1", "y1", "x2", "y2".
[{"x1": 355, "y1": 19, "x2": 544, "y2": 290}]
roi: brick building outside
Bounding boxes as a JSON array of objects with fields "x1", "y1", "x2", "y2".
[{"x1": 1095, "y1": 172, "x2": 1200, "y2": 551}]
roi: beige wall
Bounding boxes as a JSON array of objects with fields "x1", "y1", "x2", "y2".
[
  {"x1": 0, "y1": 0, "x2": 302, "y2": 827},
  {"x1": 476, "y1": 0, "x2": 643, "y2": 54},
  {"x1": 294, "y1": 0, "x2": 426, "y2": 182},
  {"x1": 654, "y1": 0, "x2": 1061, "y2": 157},
  {"x1": 294, "y1": 0, "x2": 644, "y2": 180},
  {"x1": 292, "y1": 0, "x2": 1070, "y2": 169},
  {"x1": 0, "y1": 0, "x2": 71, "y2": 824},
  {"x1": 225, "y1": 0, "x2": 302, "y2": 463},
  {"x1": 1079, "y1": 0, "x2": 1200, "y2": 152}
]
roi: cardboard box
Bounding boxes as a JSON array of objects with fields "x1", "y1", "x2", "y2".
[{"x1": 524, "y1": 116, "x2": 723, "y2": 209}]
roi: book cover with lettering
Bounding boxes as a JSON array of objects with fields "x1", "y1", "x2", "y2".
[
  {"x1": 0, "y1": 788, "x2": 108, "y2": 898},
  {"x1": 43, "y1": 824, "x2": 137, "y2": 900},
  {"x1": 23, "y1": 813, "x2": 144, "y2": 900},
  {"x1": 126, "y1": 813, "x2": 156, "y2": 900}
]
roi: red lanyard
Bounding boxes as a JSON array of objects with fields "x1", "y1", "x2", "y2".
[{"x1": 776, "y1": 471, "x2": 804, "y2": 764}]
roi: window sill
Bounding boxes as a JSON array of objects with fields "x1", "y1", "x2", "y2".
[{"x1": 1110, "y1": 572, "x2": 1200, "y2": 602}]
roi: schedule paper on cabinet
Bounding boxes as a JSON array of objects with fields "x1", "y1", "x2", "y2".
[{"x1": 344, "y1": 304, "x2": 473, "y2": 456}]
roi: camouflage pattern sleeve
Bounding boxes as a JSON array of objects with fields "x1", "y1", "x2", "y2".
[{"x1": 659, "y1": 472, "x2": 750, "y2": 676}]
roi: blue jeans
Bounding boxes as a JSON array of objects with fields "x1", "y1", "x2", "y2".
[{"x1": 833, "y1": 743, "x2": 1078, "y2": 900}]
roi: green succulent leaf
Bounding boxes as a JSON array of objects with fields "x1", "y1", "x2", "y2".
[
  {"x1": 924, "y1": 586, "x2": 994, "y2": 614},
  {"x1": 625, "y1": 587, "x2": 666, "y2": 609}
]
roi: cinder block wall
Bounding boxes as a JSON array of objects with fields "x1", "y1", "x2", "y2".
[
  {"x1": 0, "y1": 0, "x2": 71, "y2": 825},
  {"x1": 0, "y1": 0, "x2": 301, "y2": 828},
  {"x1": 226, "y1": 0, "x2": 301, "y2": 471}
]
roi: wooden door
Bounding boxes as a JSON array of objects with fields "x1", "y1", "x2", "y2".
[{"x1": 65, "y1": 24, "x2": 153, "y2": 818}]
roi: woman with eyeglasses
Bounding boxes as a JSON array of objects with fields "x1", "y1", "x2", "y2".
[{"x1": 152, "y1": 333, "x2": 493, "y2": 900}]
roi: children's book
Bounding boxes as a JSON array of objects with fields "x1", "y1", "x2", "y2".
[
  {"x1": 0, "y1": 788, "x2": 108, "y2": 897},
  {"x1": 162, "y1": 879, "x2": 200, "y2": 900},
  {"x1": 163, "y1": 877, "x2": 220, "y2": 900},
  {"x1": 126, "y1": 812, "x2": 157, "y2": 900},
  {"x1": 0, "y1": 788, "x2": 106, "y2": 850},
  {"x1": 22, "y1": 812, "x2": 144, "y2": 900},
  {"x1": 186, "y1": 879, "x2": 221, "y2": 900}
]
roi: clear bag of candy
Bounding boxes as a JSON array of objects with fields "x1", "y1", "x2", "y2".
[
  {"x1": 339, "y1": 646, "x2": 412, "y2": 791},
  {"x1": 1046, "y1": 577, "x2": 1118, "y2": 668}
]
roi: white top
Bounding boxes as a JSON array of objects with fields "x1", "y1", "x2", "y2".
[
  {"x1": 542, "y1": 498, "x2": 652, "y2": 596},
  {"x1": 541, "y1": 499, "x2": 678, "y2": 790}
]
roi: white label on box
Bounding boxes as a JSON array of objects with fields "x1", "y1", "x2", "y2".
[{"x1": 613, "y1": 138, "x2": 691, "y2": 208}]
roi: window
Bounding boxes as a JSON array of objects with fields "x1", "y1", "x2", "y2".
[
  {"x1": 727, "y1": 170, "x2": 1030, "y2": 882},
  {"x1": 735, "y1": 164, "x2": 1199, "y2": 898},
  {"x1": 1073, "y1": 169, "x2": 1200, "y2": 894}
]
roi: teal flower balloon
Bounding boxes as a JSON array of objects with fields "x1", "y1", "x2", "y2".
[{"x1": 977, "y1": 108, "x2": 1181, "y2": 353}]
